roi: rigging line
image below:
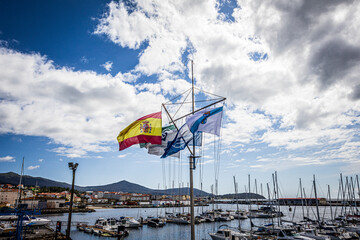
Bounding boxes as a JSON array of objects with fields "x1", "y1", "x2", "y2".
[
  {"x1": 213, "y1": 134, "x2": 218, "y2": 184},
  {"x1": 168, "y1": 156, "x2": 171, "y2": 193},
  {"x1": 200, "y1": 133, "x2": 205, "y2": 187},
  {"x1": 194, "y1": 87, "x2": 226, "y2": 99},
  {"x1": 173, "y1": 157, "x2": 176, "y2": 193},
  {"x1": 303, "y1": 187, "x2": 310, "y2": 219},
  {"x1": 309, "y1": 182, "x2": 317, "y2": 220},
  {"x1": 333, "y1": 179, "x2": 341, "y2": 219},
  {"x1": 162, "y1": 158, "x2": 166, "y2": 190},
  {"x1": 322, "y1": 186, "x2": 329, "y2": 221},
  {"x1": 165, "y1": 88, "x2": 192, "y2": 104},
  {"x1": 172, "y1": 98, "x2": 226, "y2": 122},
  {"x1": 214, "y1": 101, "x2": 224, "y2": 193},
  {"x1": 292, "y1": 182, "x2": 301, "y2": 221},
  {"x1": 315, "y1": 178, "x2": 327, "y2": 219},
  {"x1": 172, "y1": 90, "x2": 192, "y2": 120}
]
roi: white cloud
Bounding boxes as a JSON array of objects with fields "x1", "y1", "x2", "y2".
[
  {"x1": 0, "y1": 156, "x2": 16, "y2": 162},
  {"x1": 94, "y1": 0, "x2": 360, "y2": 170},
  {"x1": 101, "y1": 61, "x2": 113, "y2": 71},
  {"x1": 235, "y1": 159, "x2": 245, "y2": 163},
  {"x1": 118, "y1": 154, "x2": 128, "y2": 158},
  {"x1": 0, "y1": 47, "x2": 167, "y2": 158},
  {"x1": 1, "y1": 0, "x2": 360, "y2": 173},
  {"x1": 38, "y1": 158, "x2": 44, "y2": 162},
  {"x1": 199, "y1": 159, "x2": 214, "y2": 165},
  {"x1": 27, "y1": 165, "x2": 40, "y2": 170}
]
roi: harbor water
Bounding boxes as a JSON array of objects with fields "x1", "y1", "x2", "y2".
[{"x1": 44, "y1": 204, "x2": 337, "y2": 240}]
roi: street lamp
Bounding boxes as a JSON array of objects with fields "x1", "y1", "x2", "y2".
[{"x1": 66, "y1": 162, "x2": 78, "y2": 240}]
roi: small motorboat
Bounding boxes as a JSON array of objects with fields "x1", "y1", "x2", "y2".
[
  {"x1": 118, "y1": 216, "x2": 141, "y2": 228},
  {"x1": 23, "y1": 215, "x2": 51, "y2": 226},
  {"x1": 147, "y1": 217, "x2": 166, "y2": 228}
]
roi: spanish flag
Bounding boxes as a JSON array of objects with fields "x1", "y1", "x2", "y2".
[{"x1": 117, "y1": 112, "x2": 162, "y2": 151}]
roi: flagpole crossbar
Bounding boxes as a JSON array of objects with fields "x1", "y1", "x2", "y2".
[
  {"x1": 189, "y1": 155, "x2": 201, "y2": 170},
  {"x1": 163, "y1": 98, "x2": 224, "y2": 105}
]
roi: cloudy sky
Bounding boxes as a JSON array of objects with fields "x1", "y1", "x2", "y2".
[{"x1": 0, "y1": 0, "x2": 359, "y2": 197}]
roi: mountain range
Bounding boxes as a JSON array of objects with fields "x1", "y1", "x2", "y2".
[{"x1": 0, "y1": 172, "x2": 265, "y2": 199}]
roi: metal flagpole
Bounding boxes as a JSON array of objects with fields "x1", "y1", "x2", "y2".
[
  {"x1": 190, "y1": 60, "x2": 195, "y2": 240},
  {"x1": 160, "y1": 60, "x2": 226, "y2": 240}
]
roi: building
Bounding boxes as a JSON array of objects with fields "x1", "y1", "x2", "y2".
[
  {"x1": 37, "y1": 191, "x2": 81, "y2": 202},
  {"x1": 46, "y1": 198, "x2": 66, "y2": 209},
  {"x1": 0, "y1": 189, "x2": 19, "y2": 206},
  {"x1": 103, "y1": 192, "x2": 122, "y2": 200},
  {"x1": 152, "y1": 199, "x2": 176, "y2": 206},
  {"x1": 129, "y1": 193, "x2": 151, "y2": 202},
  {"x1": 21, "y1": 197, "x2": 66, "y2": 209}
]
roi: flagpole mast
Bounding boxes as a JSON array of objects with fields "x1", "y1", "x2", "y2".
[{"x1": 190, "y1": 59, "x2": 196, "y2": 240}]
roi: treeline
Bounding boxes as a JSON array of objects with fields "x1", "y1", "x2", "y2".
[{"x1": 36, "y1": 186, "x2": 82, "y2": 196}]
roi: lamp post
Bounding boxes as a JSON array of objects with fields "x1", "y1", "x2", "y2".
[{"x1": 66, "y1": 162, "x2": 78, "y2": 240}]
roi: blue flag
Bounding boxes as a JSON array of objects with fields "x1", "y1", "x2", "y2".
[
  {"x1": 186, "y1": 106, "x2": 223, "y2": 136},
  {"x1": 161, "y1": 123, "x2": 202, "y2": 158}
]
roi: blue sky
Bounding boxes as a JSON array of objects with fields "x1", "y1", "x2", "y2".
[{"x1": 0, "y1": 0, "x2": 360, "y2": 197}]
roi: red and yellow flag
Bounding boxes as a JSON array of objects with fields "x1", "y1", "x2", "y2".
[{"x1": 117, "y1": 112, "x2": 162, "y2": 151}]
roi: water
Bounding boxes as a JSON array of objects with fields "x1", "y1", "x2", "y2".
[{"x1": 44, "y1": 204, "x2": 340, "y2": 240}]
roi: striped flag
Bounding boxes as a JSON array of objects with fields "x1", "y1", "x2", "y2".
[{"x1": 117, "y1": 112, "x2": 162, "y2": 151}]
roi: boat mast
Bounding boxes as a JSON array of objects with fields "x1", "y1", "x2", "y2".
[
  {"x1": 233, "y1": 176, "x2": 241, "y2": 231},
  {"x1": 350, "y1": 177, "x2": 356, "y2": 214},
  {"x1": 340, "y1": 173, "x2": 346, "y2": 216},
  {"x1": 275, "y1": 171, "x2": 281, "y2": 226},
  {"x1": 328, "y1": 185, "x2": 333, "y2": 221},
  {"x1": 300, "y1": 178, "x2": 305, "y2": 220},
  {"x1": 190, "y1": 60, "x2": 196, "y2": 240},
  {"x1": 357, "y1": 175, "x2": 360, "y2": 213},
  {"x1": 248, "y1": 174, "x2": 251, "y2": 211},
  {"x1": 313, "y1": 175, "x2": 321, "y2": 224},
  {"x1": 267, "y1": 183, "x2": 274, "y2": 229},
  {"x1": 16, "y1": 157, "x2": 25, "y2": 208}
]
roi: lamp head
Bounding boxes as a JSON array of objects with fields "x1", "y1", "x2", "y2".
[{"x1": 68, "y1": 162, "x2": 73, "y2": 168}]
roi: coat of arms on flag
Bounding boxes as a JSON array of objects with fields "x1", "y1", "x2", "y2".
[{"x1": 140, "y1": 121, "x2": 152, "y2": 133}]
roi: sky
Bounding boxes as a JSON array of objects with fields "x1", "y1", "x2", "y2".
[{"x1": 0, "y1": 0, "x2": 360, "y2": 197}]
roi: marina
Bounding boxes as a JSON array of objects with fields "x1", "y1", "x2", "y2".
[
  {"x1": 2, "y1": 203, "x2": 355, "y2": 239},
  {"x1": 1, "y1": 1, "x2": 360, "y2": 240}
]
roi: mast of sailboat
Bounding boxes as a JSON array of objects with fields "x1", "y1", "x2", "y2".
[
  {"x1": 271, "y1": 173, "x2": 279, "y2": 226},
  {"x1": 328, "y1": 185, "x2": 333, "y2": 221},
  {"x1": 349, "y1": 177, "x2": 356, "y2": 214},
  {"x1": 313, "y1": 175, "x2": 321, "y2": 224},
  {"x1": 16, "y1": 157, "x2": 25, "y2": 208},
  {"x1": 357, "y1": 175, "x2": 360, "y2": 213},
  {"x1": 340, "y1": 173, "x2": 346, "y2": 216},
  {"x1": 300, "y1": 178, "x2": 305, "y2": 220},
  {"x1": 275, "y1": 171, "x2": 281, "y2": 226},
  {"x1": 267, "y1": 183, "x2": 274, "y2": 230},
  {"x1": 248, "y1": 174, "x2": 251, "y2": 211},
  {"x1": 211, "y1": 184, "x2": 215, "y2": 214},
  {"x1": 303, "y1": 187, "x2": 310, "y2": 219},
  {"x1": 233, "y1": 176, "x2": 241, "y2": 231},
  {"x1": 255, "y1": 178, "x2": 259, "y2": 209}
]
